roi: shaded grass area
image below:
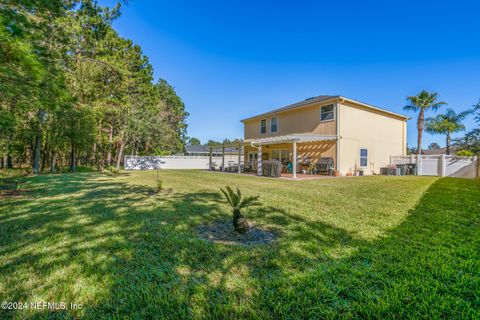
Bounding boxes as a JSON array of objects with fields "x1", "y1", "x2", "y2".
[{"x1": 0, "y1": 171, "x2": 478, "y2": 319}]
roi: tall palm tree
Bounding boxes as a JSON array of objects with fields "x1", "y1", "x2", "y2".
[
  {"x1": 425, "y1": 108, "x2": 471, "y2": 155},
  {"x1": 404, "y1": 90, "x2": 446, "y2": 154}
]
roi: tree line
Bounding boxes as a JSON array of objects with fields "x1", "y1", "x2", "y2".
[
  {"x1": 0, "y1": 0, "x2": 188, "y2": 173},
  {"x1": 186, "y1": 137, "x2": 244, "y2": 147}
]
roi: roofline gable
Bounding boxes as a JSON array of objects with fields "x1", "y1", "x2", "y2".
[{"x1": 240, "y1": 95, "x2": 410, "y2": 122}]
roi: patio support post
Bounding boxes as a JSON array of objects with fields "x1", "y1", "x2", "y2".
[
  {"x1": 221, "y1": 144, "x2": 225, "y2": 171},
  {"x1": 257, "y1": 145, "x2": 262, "y2": 176},
  {"x1": 293, "y1": 141, "x2": 297, "y2": 179},
  {"x1": 209, "y1": 147, "x2": 212, "y2": 171},
  {"x1": 238, "y1": 143, "x2": 241, "y2": 173}
]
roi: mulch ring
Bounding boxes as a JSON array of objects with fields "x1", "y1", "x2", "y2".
[{"x1": 197, "y1": 220, "x2": 277, "y2": 246}]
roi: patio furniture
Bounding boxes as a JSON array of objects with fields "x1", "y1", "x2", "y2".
[
  {"x1": 380, "y1": 167, "x2": 401, "y2": 176},
  {"x1": 210, "y1": 161, "x2": 219, "y2": 171},
  {"x1": 225, "y1": 164, "x2": 243, "y2": 173},
  {"x1": 286, "y1": 161, "x2": 302, "y2": 174},
  {"x1": 315, "y1": 157, "x2": 335, "y2": 175},
  {"x1": 396, "y1": 163, "x2": 416, "y2": 175},
  {"x1": 262, "y1": 160, "x2": 283, "y2": 177}
]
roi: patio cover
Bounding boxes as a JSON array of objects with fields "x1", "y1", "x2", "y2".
[{"x1": 246, "y1": 133, "x2": 338, "y2": 146}]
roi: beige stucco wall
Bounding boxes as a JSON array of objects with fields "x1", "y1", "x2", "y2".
[
  {"x1": 338, "y1": 101, "x2": 406, "y2": 175},
  {"x1": 242, "y1": 98, "x2": 407, "y2": 175},
  {"x1": 243, "y1": 102, "x2": 336, "y2": 140}
]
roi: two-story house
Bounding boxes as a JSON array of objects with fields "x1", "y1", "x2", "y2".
[{"x1": 241, "y1": 95, "x2": 408, "y2": 177}]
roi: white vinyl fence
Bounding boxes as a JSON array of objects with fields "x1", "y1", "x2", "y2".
[
  {"x1": 124, "y1": 155, "x2": 242, "y2": 170},
  {"x1": 390, "y1": 155, "x2": 479, "y2": 178}
]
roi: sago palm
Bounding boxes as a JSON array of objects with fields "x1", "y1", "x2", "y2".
[
  {"x1": 425, "y1": 108, "x2": 471, "y2": 155},
  {"x1": 220, "y1": 186, "x2": 260, "y2": 234},
  {"x1": 404, "y1": 90, "x2": 446, "y2": 154}
]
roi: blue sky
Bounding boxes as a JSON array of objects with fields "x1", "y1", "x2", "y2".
[{"x1": 101, "y1": 0, "x2": 480, "y2": 147}]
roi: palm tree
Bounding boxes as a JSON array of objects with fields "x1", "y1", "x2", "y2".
[
  {"x1": 473, "y1": 99, "x2": 480, "y2": 124},
  {"x1": 425, "y1": 108, "x2": 471, "y2": 155},
  {"x1": 404, "y1": 90, "x2": 446, "y2": 154},
  {"x1": 220, "y1": 186, "x2": 260, "y2": 234}
]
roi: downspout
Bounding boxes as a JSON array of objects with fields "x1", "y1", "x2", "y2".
[
  {"x1": 335, "y1": 98, "x2": 344, "y2": 172},
  {"x1": 250, "y1": 141, "x2": 261, "y2": 175}
]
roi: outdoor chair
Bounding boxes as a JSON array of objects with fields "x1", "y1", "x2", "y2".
[{"x1": 316, "y1": 157, "x2": 335, "y2": 175}]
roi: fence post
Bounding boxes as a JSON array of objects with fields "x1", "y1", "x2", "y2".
[
  {"x1": 474, "y1": 156, "x2": 478, "y2": 178},
  {"x1": 209, "y1": 148, "x2": 212, "y2": 171},
  {"x1": 221, "y1": 144, "x2": 225, "y2": 172},
  {"x1": 440, "y1": 154, "x2": 446, "y2": 177},
  {"x1": 237, "y1": 143, "x2": 241, "y2": 174},
  {"x1": 417, "y1": 154, "x2": 422, "y2": 176}
]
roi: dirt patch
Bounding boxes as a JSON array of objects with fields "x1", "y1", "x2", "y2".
[
  {"x1": 0, "y1": 189, "x2": 30, "y2": 198},
  {"x1": 0, "y1": 180, "x2": 31, "y2": 198},
  {"x1": 197, "y1": 221, "x2": 277, "y2": 246},
  {"x1": 147, "y1": 188, "x2": 173, "y2": 196}
]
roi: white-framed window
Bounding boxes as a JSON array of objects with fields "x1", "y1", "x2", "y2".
[
  {"x1": 360, "y1": 148, "x2": 368, "y2": 167},
  {"x1": 248, "y1": 152, "x2": 258, "y2": 167},
  {"x1": 270, "y1": 116, "x2": 278, "y2": 133},
  {"x1": 260, "y1": 119, "x2": 267, "y2": 134},
  {"x1": 320, "y1": 104, "x2": 335, "y2": 122}
]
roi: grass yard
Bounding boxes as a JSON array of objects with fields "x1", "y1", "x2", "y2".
[{"x1": 0, "y1": 171, "x2": 479, "y2": 319}]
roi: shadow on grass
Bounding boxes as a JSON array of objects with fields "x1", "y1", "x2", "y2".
[
  {"x1": 251, "y1": 178, "x2": 480, "y2": 318},
  {"x1": 0, "y1": 174, "x2": 478, "y2": 318}
]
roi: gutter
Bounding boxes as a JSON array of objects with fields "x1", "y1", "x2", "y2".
[{"x1": 335, "y1": 99, "x2": 343, "y2": 171}]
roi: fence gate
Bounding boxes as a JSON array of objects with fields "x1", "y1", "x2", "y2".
[{"x1": 390, "y1": 155, "x2": 478, "y2": 178}]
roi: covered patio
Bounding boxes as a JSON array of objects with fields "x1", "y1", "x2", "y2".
[
  {"x1": 207, "y1": 134, "x2": 339, "y2": 179},
  {"x1": 240, "y1": 171, "x2": 341, "y2": 180},
  {"x1": 246, "y1": 133, "x2": 338, "y2": 179}
]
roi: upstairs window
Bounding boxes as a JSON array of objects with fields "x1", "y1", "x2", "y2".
[
  {"x1": 320, "y1": 104, "x2": 335, "y2": 122},
  {"x1": 260, "y1": 119, "x2": 267, "y2": 134},
  {"x1": 360, "y1": 149, "x2": 368, "y2": 167},
  {"x1": 271, "y1": 117, "x2": 278, "y2": 133}
]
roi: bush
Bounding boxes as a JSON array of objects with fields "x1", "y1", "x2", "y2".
[
  {"x1": 220, "y1": 186, "x2": 260, "y2": 234},
  {"x1": 107, "y1": 166, "x2": 120, "y2": 176},
  {"x1": 456, "y1": 150, "x2": 474, "y2": 156}
]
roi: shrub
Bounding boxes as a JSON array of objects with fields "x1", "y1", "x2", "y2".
[
  {"x1": 154, "y1": 170, "x2": 163, "y2": 193},
  {"x1": 456, "y1": 150, "x2": 474, "y2": 157},
  {"x1": 220, "y1": 186, "x2": 260, "y2": 234},
  {"x1": 107, "y1": 166, "x2": 120, "y2": 176}
]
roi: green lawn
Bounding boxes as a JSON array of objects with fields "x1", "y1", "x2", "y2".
[{"x1": 1, "y1": 171, "x2": 479, "y2": 319}]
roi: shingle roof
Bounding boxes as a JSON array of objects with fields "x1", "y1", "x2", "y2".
[
  {"x1": 185, "y1": 145, "x2": 208, "y2": 153},
  {"x1": 185, "y1": 145, "x2": 242, "y2": 153},
  {"x1": 423, "y1": 146, "x2": 458, "y2": 155},
  {"x1": 240, "y1": 95, "x2": 409, "y2": 121},
  {"x1": 241, "y1": 95, "x2": 336, "y2": 122}
]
